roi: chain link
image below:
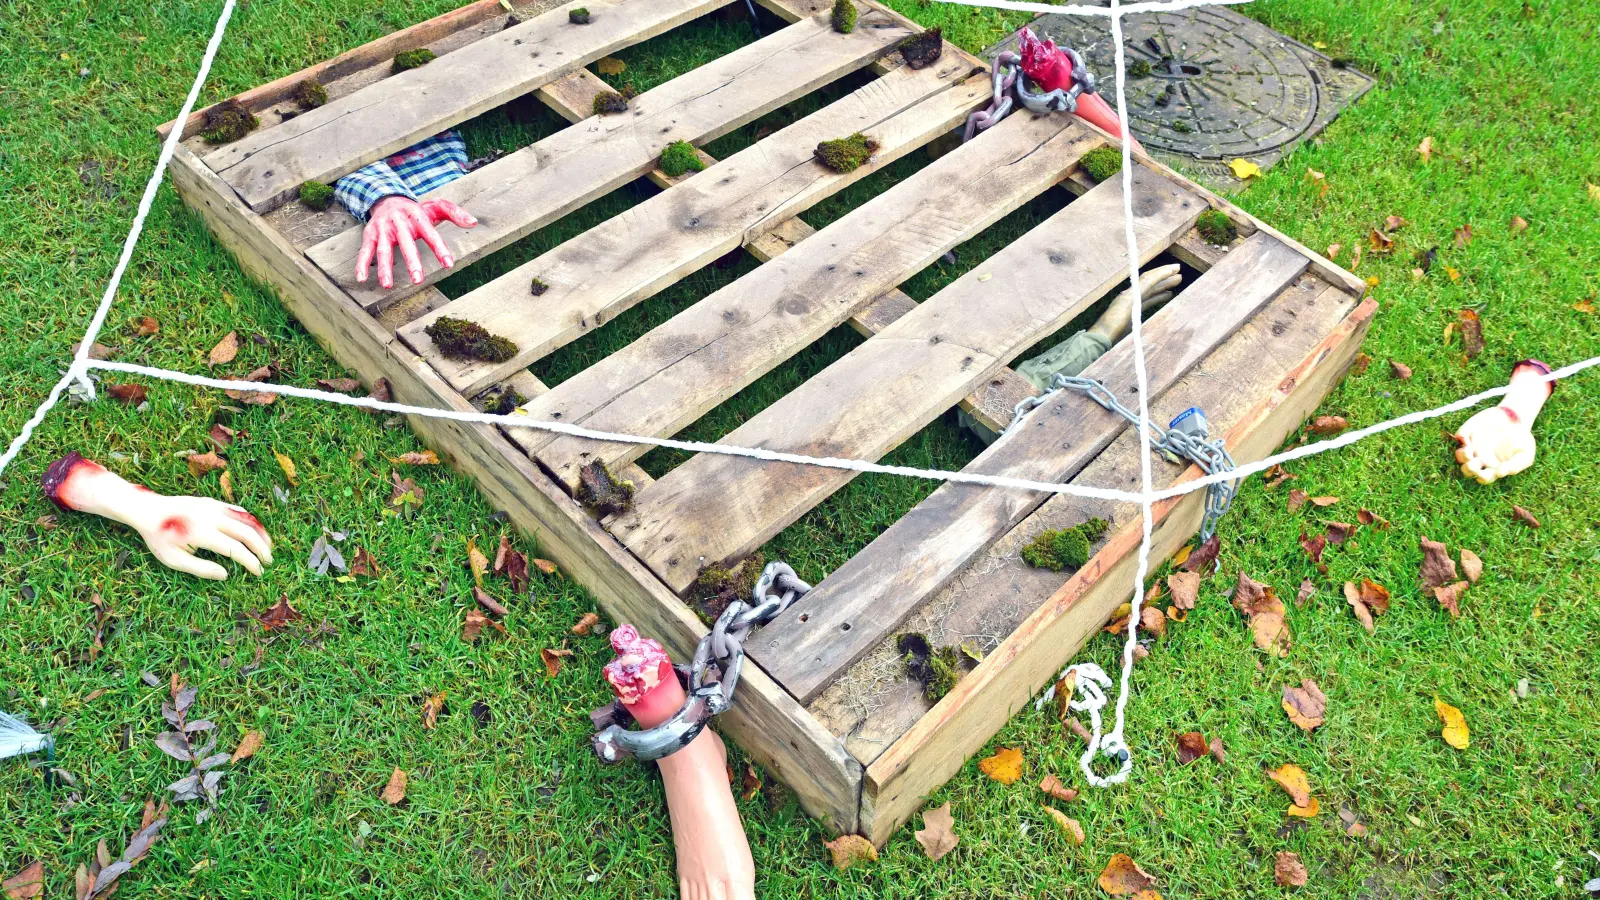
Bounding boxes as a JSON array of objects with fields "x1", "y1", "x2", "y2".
[
  {"x1": 592, "y1": 562, "x2": 811, "y2": 763},
  {"x1": 1011, "y1": 374, "x2": 1239, "y2": 543}
]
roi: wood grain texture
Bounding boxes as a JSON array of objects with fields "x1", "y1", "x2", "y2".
[
  {"x1": 858, "y1": 293, "x2": 1375, "y2": 844},
  {"x1": 811, "y1": 273, "x2": 1355, "y2": 764},
  {"x1": 207, "y1": 0, "x2": 735, "y2": 210},
  {"x1": 758, "y1": 232, "x2": 1306, "y2": 702},
  {"x1": 399, "y1": 60, "x2": 984, "y2": 393},
  {"x1": 168, "y1": 143, "x2": 863, "y2": 835},
  {"x1": 609, "y1": 166, "x2": 1205, "y2": 597},
  {"x1": 519, "y1": 113, "x2": 1103, "y2": 491},
  {"x1": 746, "y1": 218, "x2": 1037, "y2": 435},
  {"x1": 309, "y1": 9, "x2": 912, "y2": 308}
]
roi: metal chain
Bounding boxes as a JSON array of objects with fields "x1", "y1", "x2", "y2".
[
  {"x1": 1011, "y1": 374, "x2": 1239, "y2": 543},
  {"x1": 591, "y1": 562, "x2": 811, "y2": 763}
]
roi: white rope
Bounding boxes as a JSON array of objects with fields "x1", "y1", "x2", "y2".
[
  {"x1": 0, "y1": 0, "x2": 238, "y2": 479},
  {"x1": 942, "y1": 0, "x2": 1256, "y2": 18}
]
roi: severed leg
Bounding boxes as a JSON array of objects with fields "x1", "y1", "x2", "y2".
[
  {"x1": 1454, "y1": 360, "x2": 1555, "y2": 484},
  {"x1": 603, "y1": 626, "x2": 755, "y2": 900}
]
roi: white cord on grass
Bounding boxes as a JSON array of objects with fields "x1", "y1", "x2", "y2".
[
  {"x1": 942, "y1": 0, "x2": 1256, "y2": 19},
  {"x1": 0, "y1": 0, "x2": 238, "y2": 479}
]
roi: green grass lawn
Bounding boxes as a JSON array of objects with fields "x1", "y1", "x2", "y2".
[{"x1": 4, "y1": 0, "x2": 1600, "y2": 897}]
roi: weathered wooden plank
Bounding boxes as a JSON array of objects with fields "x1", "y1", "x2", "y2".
[
  {"x1": 609, "y1": 167, "x2": 1207, "y2": 597},
  {"x1": 207, "y1": 0, "x2": 737, "y2": 210},
  {"x1": 399, "y1": 60, "x2": 983, "y2": 393},
  {"x1": 756, "y1": 232, "x2": 1305, "y2": 701},
  {"x1": 746, "y1": 218, "x2": 1037, "y2": 435},
  {"x1": 859, "y1": 292, "x2": 1376, "y2": 844},
  {"x1": 518, "y1": 112, "x2": 1104, "y2": 491},
  {"x1": 168, "y1": 142, "x2": 864, "y2": 834},
  {"x1": 309, "y1": 10, "x2": 912, "y2": 308}
]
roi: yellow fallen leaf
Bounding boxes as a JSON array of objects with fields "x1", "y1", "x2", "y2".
[
  {"x1": 1444, "y1": 265, "x2": 1462, "y2": 282},
  {"x1": 1435, "y1": 696, "x2": 1470, "y2": 749},
  {"x1": 977, "y1": 746, "x2": 1023, "y2": 784},
  {"x1": 1267, "y1": 763, "x2": 1312, "y2": 807},
  {"x1": 1042, "y1": 805, "x2": 1085, "y2": 845},
  {"x1": 274, "y1": 451, "x2": 298, "y2": 486},
  {"x1": 467, "y1": 538, "x2": 489, "y2": 588},
  {"x1": 1312, "y1": 40, "x2": 1327, "y2": 49},
  {"x1": 1286, "y1": 796, "x2": 1320, "y2": 818},
  {"x1": 822, "y1": 834, "x2": 877, "y2": 870},
  {"x1": 1170, "y1": 544, "x2": 1193, "y2": 567},
  {"x1": 1098, "y1": 854, "x2": 1157, "y2": 895},
  {"x1": 1228, "y1": 158, "x2": 1263, "y2": 180},
  {"x1": 219, "y1": 469, "x2": 235, "y2": 502},
  {"x1": 231, "y1": 730, "x2": 264, "y2": 763},
  {"x1": 595, "y1": 56, "x2": 626, "y2": 76},
  {"x1": 1416, "y1": 136, "x2": 1434, "y2": 162}
]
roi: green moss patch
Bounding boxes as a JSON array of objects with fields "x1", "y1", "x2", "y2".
[
  {"x1": 392, "y1": 49, "x2": 436, "y2": 72},
  {"x1": 569, "y1": 7, "x2": 591, "y2": 24},
  {"x1": 1196, "y1": 209, "x2": 1239, "y2": 245},
  {"x1": 529, "y1": 277, "x2": 549, "y2": 297},
  {"x1": 298, "y1": 181, "x2": 335, "y2": 211},
  {"x1": 575, "y1": 460, "x2": 634, "y2": 517},
  {"x1": 1079, "y1": 145, "x2": 1123, "y2": 183},
  {"x1": 1021, "y1": 517, "x2": 1108, "y2": 571},
  {"x1": 688, "y1": 552, "x2": 765, "y2": 625},
  {"x1": 659, "y1": 140, "x2": 706, "y2": 178},
  {"x1": 897, "y1": 633, "x2": 971, "y2": 703},
  {"x1": 478, "y1": 385, "x2": 527, "y2": 416},
  {"x1": 831, "y1": 0, "x2": 856, "y2": 33},
  {"x1": 593, "y1": 91, "x2": 629, "y2": 115},
  {"x1": 293, "y1": 79, "x2": 328, "y2": 109},
  {"x1": 199, "y1": 99, "x2": 258, "y2": 145},
  {"x1": 814, "y1": 133, "x2": 879, "y2": 173},
  {"x1": 423, "y1": 317, "x2": 518, "y2": 363},
  {"x1": 899, "y1": 28, "x2": 943, "y2": 69}
]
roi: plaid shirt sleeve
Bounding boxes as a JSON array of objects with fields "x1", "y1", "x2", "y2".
[{"x1": 333, "y1": 131, "x2": 470, "y2": 221}]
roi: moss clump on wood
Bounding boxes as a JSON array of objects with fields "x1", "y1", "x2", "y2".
[
  {"x1": 1171, "y1": 119, "x2": 1194, "y2": 134},
  {"x1": 1080, "y1": 145, "x2": 1123, "y2": 183},
  {"x1": 200, "y1": 99, "x2": 259, "y2": 145},
  {"x1": 659, "y1": 140, "x2": 706, "y2": 178},
  {"x1": 593, "y1": 90, "x2": 629, "y2": 115},
  {"x1": 423, "y1": 316, "x2": 518, "y2": 363},
  {"x1": 899, "y1": 28, "x2": 943, "y2": 69},
  {"x1": 478, "y1": 385, "x2": 527, "y2": 416},
  {"x1": 392, "y1": 49, "x2": 436, "y2": 72},
  {"x1": 1196, "y1": 209, "x2": 1239, "y2": 245},
  {"x1": 896, "y1": 633, "x2": 967, "y2": 703},
  {"x1": 529, "y1": 277, "x2": 549, "y2": 297},
  {"x1": 814, "y1": 133, "x2": 879, "y2": 173},
  {"x1": 576, "y1": 460, "x2": 634, "y2": 517},
  {"x1": 292, "y1": 79, "x2": 328, "y2": 109},
  {"x1": 1128, "y1": 59, "x2": 1153, "y2": 78},
  {"x1": 1021, "y1": 517, "x2": 1108, "y2": 572},
  {"x1": 569, "y1": 7, "x2": 591, "y2": 24},
  {"x1": 298, "y1": 181, "x2": 335, "y2": 211},
  {"x1": 830, "y1": 0, "x2": 856, "y2": 33},
  {"x1": 688, "y1": 552, "x2": 765, "y2": 625}
]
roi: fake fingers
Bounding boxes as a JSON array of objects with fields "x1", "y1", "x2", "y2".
[
  {"x1": 355, "y1": 195, "x2": 479, "y2": 290},
  {"x1": 1453, "y1": 406, "x2": 1537, "y2": 484},
  {"x1": 135, "y1": 496, "x2": 275, "y2": 581}
]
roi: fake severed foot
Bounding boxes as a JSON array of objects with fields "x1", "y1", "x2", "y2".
[
  {"x1": 604, "y1": 626, "x2": 756, "y2": 900},
  {"x1": 42, "y1": 453, "x2": 274, "y2": 579},
  {"x1": 1454, "y1": 360, "x2": 1555, "y2": 484}
]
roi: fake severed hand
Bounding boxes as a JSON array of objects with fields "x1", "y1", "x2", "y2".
[
  {"x1": 43, "y1": 454, "x2": 274, "y2": 580},
  {"x1": 356, "y1": 195, "x2": 478, "y2": 289},
  {"x1": 1453, "y1": 361, "x2": 1553, "y2": 484}
]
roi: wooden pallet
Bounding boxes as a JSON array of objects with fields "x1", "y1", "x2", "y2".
[{"x1": 164, "y1": 0, "x2": 1375, "y2": 845}]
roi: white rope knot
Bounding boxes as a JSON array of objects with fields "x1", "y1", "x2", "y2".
[{"x1": 1056, "y1": 663, "x2": 1133, "y2": 786}]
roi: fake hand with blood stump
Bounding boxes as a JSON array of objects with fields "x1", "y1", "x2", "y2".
[
  {"x1": 604, "y1": 625, "x2": 756, "y2": 900},
  {"x1": 43, "y1": 454, "x2": 274, "y2": 580},
  {"x1": 356, "y1": 195, "x2": 478, "y2": 290},
  {"x1": 1454, "y1": 360, "x2": 1554, "y2": 484}
]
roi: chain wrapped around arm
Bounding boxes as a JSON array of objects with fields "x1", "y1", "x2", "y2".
[{"x1": 590, "y1": 562, "x2": 812, "y2": 763}]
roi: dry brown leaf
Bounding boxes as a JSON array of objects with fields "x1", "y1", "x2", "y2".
[
  {"x1": 1350, "y1": 242, "x2": 1363, "y2": 270},
  {"x1": 1288, "y1": 489, "x2": 1309, "y2": 513},
  {"x1": 1324, "y1": 521, "x2": 1355, "y2": 545},
  {"x1": 1307, "y1": 415, "x2": 1349, "y2": 436},
  {"x1": 1175, "y1": 731, "x2": 1208, "y2": 764},
  {"x1": 1435, "y1": 696, "x2": 1469, "y2": 749},
  {"x1": 1268, "y1": 763, "x2": 1312, "y2": 808},
  {"x1": 1389, "y1": 359, "x2": 1412, "y2": 380},
  {"x1": 1275, "y1": 851, "x2": 1309, "y2": 887},
  {"x1": 349, "y1": 546, "x2": 380, "y2": 578},
  {"x1": 224, "y1": 365, "x2": 278, "y2": 405},
  {"x1": 250, "y1": 595, "x2": 302, "y2": 631},
  {"x1": 1383, "y1": 214, "x2": 1408, "y2": 232},
  {"x1": 133, "y1": 316, "x2": 160, "y2": 337},
  {"x1": 532, "y1": 558, "x2": 559, "y2": 576},
  {"x1": 207, "y1": 422, "x2": 235, "y2": 451},
  {"x1": 1262, "y1": 464, "x2": 1296, "y2": 488},
  {"x1": 107, "y1": 383, "x2": 148, "y2": 406},
  {"x1": 1588, "y1": 182, "x2": 1600, "y2": 203},
  {"x1": 1251, "y1": 611, "x2": 1291, "y2": 658},
  {"x1": 187, "y1": 450, "x2": 227, "y2": 477},
  {"x1": 1139, "y1": 604, "x2": 1167, "y2": 639},
  {"x1": 1304, "y1": 167, "x2": 1328, "y2": 197},
  {"x1": 1167, "y1": 571, "x2": 1199, "y2": 610},
  {"x1": 1453, "y1": 223, "x2": 1474, "y2": 249},
  {"x1": 1295, "y1": 578, "x2": 1315, "y2": 608},
  {"x1": 571, "y1": 612, "x2": 601, "y2": 635},
  {"x1": 1043, "y1": 806, "x2": 1085, "y2": 845},
  {"x1": 1310, "y1": 495, "x2": 1340, "y2": 508},
  {"x1": 1098, "y1": 854, "x2": 1156, "y2": 895},
  {"x1": 1368, "y1": 229, "x2": 1395, "y2": 255},
  {"x1": 1282, "y1": 679, "x2": 1327, "y2": 732},
  {"x1": 1356, "y1": 508, "x2": 1390, "y2": 529},
  {"x1": 208, "y1": 331, "x2": 239, "y2": 366},
  {"x1": 1576, "y1": 297, "x2": 1597, "y2": 314},
  {"x1": 461, "y1": 609, "x2": 505, "y2": 643},
  {"x1": 977, "y1": 746, "x2": 1023, "y2": 785},
  {"x1": 1180, "y1": 535, "x2": 1221, "y2": 573},
  {"x1": 316, "y1": 377, "x2": 361, "y2": 392},
  {"x1": 381, "y1": 768, "x2": 407, "y2": 805},
  {"x1": 1339, "y1": 806, "x2": 1369, "y2": 837},
  {"x1": 1039, "y1": 773, "x2": 1078, "y2": 803},
  {"x1": 473, "y1": 585, "x2": 509, "y2": 617},
  {"x1": 1235, "y1": 573, "x2": 1290, "y2": 654},
  {"x1": 1457, "y1": 309, "x2": 1484, "y2": 359},
  {"x1": 540, "y1": 647, "x2": 574, "y2": 677},
  {"x1": 1510, "y1": 505, "x2": 1540, "y2": 528},
  {"x1": 1325, "y1": 243, "x2": 1341, "y2": 261},
  {"x1": 467, "y1": 538, "x2": 489, "y2": 588},
  {"x1": 1459, "y1": 548, "x2": 1483, "y2": 583},
  {"x1": 1209, "y1": 736, "x2": 1226, "y2": 763},
  {"x1": 822, "y1": 834, "x2": 877, "y2": 870},
  {"x1": 1416, "y1": 135, "x2": 1434, "y2": 162},
  {"x1": 1433, "y1": 581, "x2": 1468, "y2": 618},
  {"x1": 274, "y1": 450, "x2": 298, "y2": 486},
  {"x1": 421, "y1": 691, "x2": 446, "y2": 730},
  {"x1": 231, "y1": 730, "x2": 263, "y2": 763},
  {"x1": 914, "y1": 802, "x2": 959, "y2": 860},
  {"x1": 492, "y1": 535, "x2": 530, "y2": 594},
  {"x1": 390, "y1": 450, "x2": 439, "y2": 466},
  {"x1": 740, "y1": 761, "x2": 761, "y2": 801},
  {"x1": 1419, "y1": 538, "x2": 1457, "y2": 588},
  {"x1": 3, "y1": 861, "x2": 44, "y2": 900}
]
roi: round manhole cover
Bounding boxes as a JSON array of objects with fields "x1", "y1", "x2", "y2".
[{"x1": 1071, "y1": 8, "x2": 1320, "y2": 159}]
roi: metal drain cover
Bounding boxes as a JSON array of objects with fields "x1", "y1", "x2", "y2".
[{"x1": 986, "y1": 6, "x2": 1373, "y2": 189}]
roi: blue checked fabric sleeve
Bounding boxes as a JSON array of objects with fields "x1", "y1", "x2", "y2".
[{"x1": 333, "y1": 131, "x2": 470, "y2": 221}]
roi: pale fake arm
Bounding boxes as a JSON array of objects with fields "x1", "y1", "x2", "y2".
[
  {"x1": 1454, "y1": 360, "x2": 1554, "y2": 484},
  {"x1": 43, "y1": 454, "x2": 274, "y2": 580}
]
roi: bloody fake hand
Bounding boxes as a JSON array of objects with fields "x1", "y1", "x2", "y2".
[
  {"x1": 43, "y1": 454, "x2": 274, "y2": 580},
  {"x1": 1454, "y1": 361, "x2": 1554, "y2": 484},
  {"x1": 356, "y1": 195, "x2": 478, "y2": 290}
]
